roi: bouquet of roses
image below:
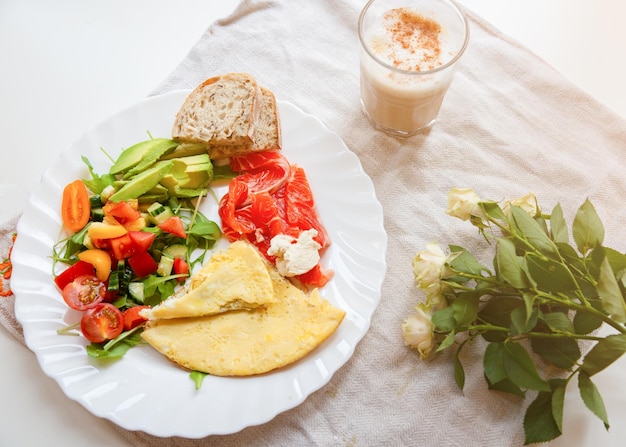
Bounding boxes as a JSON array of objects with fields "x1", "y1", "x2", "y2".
[{"x1": 403, "y1": 187, "x2": 626, "y2": 445}]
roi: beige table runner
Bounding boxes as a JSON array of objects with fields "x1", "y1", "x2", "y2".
[{"x1": 3, "y1": 0, "x2": 626, "y2": 445}]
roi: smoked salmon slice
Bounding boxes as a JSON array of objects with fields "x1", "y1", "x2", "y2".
[{"x1": 219, "y1": 151, "x2": 331, "y2": 287}]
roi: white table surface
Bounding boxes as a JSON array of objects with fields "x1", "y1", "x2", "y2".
[{"x1": 1, "y1": 1, "x2": 625, "y2": 445}]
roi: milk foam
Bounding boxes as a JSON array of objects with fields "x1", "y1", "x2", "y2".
[{"x1": 365, "y1": 8, "x2": 455, "y2": 72}]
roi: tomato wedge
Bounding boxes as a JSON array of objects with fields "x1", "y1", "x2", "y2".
[
  {"x1": 128, "y1": 231, "x2": 156, "y2": 252},
  {"x1": 158, "y1": 216, "x2": 186, "y2": 238},
  {"x1": 122, "y1": 305, "x2": 149, "y2": 331},
  {"x1": 103, "y1": 200, "x2": 141, "y2": 224},
  {"x1": 173, "y1": 257, "x2": 189, "y2": 283},
  {"x1": 62, "y1": 274, "x2": 106, "y2": 311},
  {"x1": 80, "y1": 303, "x2": 124, "y2": 343},
  {"x1": 61, "y1": 180, "x2": 91, "y2": 232},
  {"x1": 127, "y1": 251, "x2": 158, "y2": 278},
  {"x1": 54, "y1": 260, "x2": 96, "y2": 290},
  {"x1": 109, "y1": 233, "x2": 138, "y2": 260}
]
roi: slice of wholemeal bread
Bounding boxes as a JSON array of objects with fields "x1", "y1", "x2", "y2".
[
  {"x1": 208, "y1": 86, "x2": 282, "y2": 159},
  {"x1": 172, "y1": 73, "x2": 261, "y2": 148}
]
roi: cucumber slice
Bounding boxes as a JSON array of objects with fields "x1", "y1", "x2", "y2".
[
  {"x1": 146, "y1": 202, "x2": 175, "y2": 225},
  {"x1": 163, "y1": 244, "x2": 187, "y2": 259},
  {"x1": 147, "y1": 202, "x2": 165, "y2": 216},
  {"x1": 89, "y1": 195, "x2": 103, "y2": 208},
  {"x1": 157, "y1": 254, "x2": 174, "y2": 277},
  {"x1": 128, "y1": 282, "x2": 145, "y2": 303},
  {"x1": 108, "y1": 270, "x2": 120, "y2": 293},
  {"x1": 90, "y1": 208, "x2": 104, "y2": 222}
]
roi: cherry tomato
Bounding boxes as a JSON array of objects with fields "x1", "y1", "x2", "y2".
[
  {"x1": 158, "y1": 216, "x2": 187, "y2": 238},
  {"x1": 62, "y1": 274, "x2": 106, "y2": 311},
  {"x1": 122, "y1": 305, "x2": 149, "y2": 331},
  {"x1": 54, "y1": 260, "x2": 96, "y2": 291},
  {"x1": 80, "y1": 303, "x2": 124, "y2": 343},
  {"x1": 61, "y1": 180, "x2": 91, "y2": 232}
]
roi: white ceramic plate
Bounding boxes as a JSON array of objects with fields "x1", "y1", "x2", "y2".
[{"x1": 12, "y1": 90, "x2": 387, "y2": 438}]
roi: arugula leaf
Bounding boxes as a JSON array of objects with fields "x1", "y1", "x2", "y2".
[
  {"x1": 190, "y1": 371, "x2": 209, "y2": 390},
  {"x1": 81, "y1": 155, "x2": 116, "y2": 194},
  {"x1": 86, "y1": 327, "x2": 145, "y2": 359}
]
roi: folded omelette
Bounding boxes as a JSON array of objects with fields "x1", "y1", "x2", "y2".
[{"x1": 141, "y1": 240, "x2": 345, "y2": 376}]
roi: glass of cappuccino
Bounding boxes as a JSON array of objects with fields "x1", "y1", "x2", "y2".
[{"x1": 358, "y1": 0, "x2": 469, "y2": 137}]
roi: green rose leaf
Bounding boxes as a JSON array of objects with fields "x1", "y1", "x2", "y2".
[
  {"x1": 573, "y1": 309, "x2": 603, "y2": 335},
  {"x1": 449, "y1": 245, "x2": 489, "y2": 279},
  {"x1": 523, "y1": 387, "x2": 562, "y2": 445},
  {"x1": 454, "y1": 351, "x2": 465, "y2": 390},
  {"x1": 551, "y1": 379, "x2": 567, "y2": 433},
  {"x1": 437, "y1": 331, "x2": 456, "y2": 353},
  {"x1": 479, "y1": 296, "x2": 522, "y2": 342},
  {"x1": 452, "y1": 293, "x2": 479, "y2": 327},
  {"x1": 572, "y1": 198, "x2": 604, "y2": 254},
  {"x1": 603, "y1": 246, "x2": 626, "y2": 276},
  {"x1": 432, "y1": 306, "x2": 456, "y2": 332},
  {"x1": 530, "y1": 337, "x2": 581, "y2": 369},
  {"x1": 510, "y1": 206, "x2": 557, "y2": 257},
  {"x1": 479, "y1": 296, "x2": 516, "y2": 324},
  {"x1": 541, "y1": 311, "x2": 575, "y2": 333},
  {"x1": 596, "y1": 254, "x2": 626, "y2": 323},
  {"x1": 581, "y1": 333, "x2": 626, "y2": 376},
  {"x1": 495, "y1": 238, "x2": 527, "y2": 288},
  {"x1": 526, "y1": 254, "x2": 577, "y2": 293},
  {"x1": 555, "y1": 242, "x2": 586, "y2": 274},
  {"x1": 549, "y1": 203, "x2": 569, "y2": 244},
  {"x1": 480, "y1": 200, "x2": 508, "y2": 221},
  {"x1": 510, "y1": 306, "x2": 538, "y2": 335},
  {"x1": 483, "y1": 343, "x2": 524, "y2": 397},
  {"x1": 502, "y1": 342, "x2": 550, "y2": 392},
  {"x1": 578, "y1": 371, "x2": 610, "y2": 430}
]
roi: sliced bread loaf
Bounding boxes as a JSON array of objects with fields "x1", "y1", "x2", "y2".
[
  {"x1": 208, "y1": 86, "x2": 282, "y2": 159},
  {"x1": 172, "y1": 72, "x2": 261, "y2": 148}
]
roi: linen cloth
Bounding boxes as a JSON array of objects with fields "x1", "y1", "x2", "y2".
[{"x1": 3, "y1": 0, "x2": 626, "y2": 445}]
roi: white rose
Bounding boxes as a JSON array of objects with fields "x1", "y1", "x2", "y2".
[
  {"x1": 503, "y1": 192, "x2": 540, "y2": 218},
  {"x1": 412, "y1": 242, "x2": 448, "y2": 295},
  {"x1": 446, "y1": 187, "x2": 484, "y2": 221},
  {"x1": 402, "y1": 307, "x2": 435, "y2": 359}
]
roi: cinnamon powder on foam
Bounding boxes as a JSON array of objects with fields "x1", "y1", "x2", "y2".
[{"x1": 377, "y1": 8, "x2": 442, "y2": 72}]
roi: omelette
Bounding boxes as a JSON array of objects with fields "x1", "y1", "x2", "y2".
[
  {"x1": 140, "y1": 240, "x2": 275, "y2": 320},
  {"x1": 141, "y1": 251, "x2": 345, "y2": 376}
]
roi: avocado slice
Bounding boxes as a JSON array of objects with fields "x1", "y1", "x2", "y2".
[
  {"x1": 110, "y1": 138, "x2": 178, "y2": 176},
  {"x1": 122, "y1": 139, "x2": 180, "y2": 179},
  {"x1": 137, "y1": 184, "x2": 170, "y2": 204},
  {"x1": 109, "y1": 161, "x2": 173, "y2": 202},
  {"x1": 159, "y1": 143, "x2": 208, "y2": 160},
  {"x1": 158, "y1": 154, "x2": 213, "y2": 196}
]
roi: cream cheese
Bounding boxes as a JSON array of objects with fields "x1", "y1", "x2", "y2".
[{"x1": 268, "y1": 229, "x2": 321, "y2": 277}]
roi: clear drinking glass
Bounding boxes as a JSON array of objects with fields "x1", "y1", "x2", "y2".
[{"x1": 358, "y1": 0, "x2": 469, "y2": 137}]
